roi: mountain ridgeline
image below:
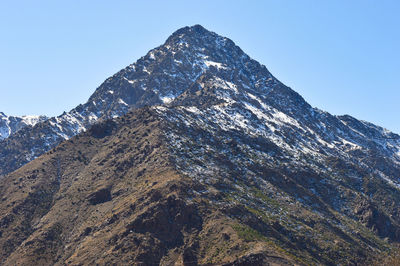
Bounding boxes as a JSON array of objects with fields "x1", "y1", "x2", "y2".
[
  {"x1": 0, "y1": 113, "x2": 47, "y2": 141},
  {"x1": 1, "y1": 25, "x2": 400, "y2": 265}
]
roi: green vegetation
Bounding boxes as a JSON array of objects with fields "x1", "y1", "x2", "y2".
[{"x1": 232, "y1": 223, "x2": 266, "y2": 242}]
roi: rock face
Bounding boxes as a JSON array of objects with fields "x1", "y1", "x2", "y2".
[{"x1": 0, "y1": 25, "x2": 400, "y2": 265}]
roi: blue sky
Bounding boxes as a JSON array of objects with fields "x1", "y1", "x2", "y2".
[{"x1": 1, "y1": 1, "x2": 399, "y2": 132}]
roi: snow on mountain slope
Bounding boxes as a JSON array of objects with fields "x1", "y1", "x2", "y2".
[
  {"x1": 155, "y1": 71, "x2": 400, "y2": 189},
  {"x1": 0, "y1": 112, "x2": 47, "y2": 140},
  {"x1": 0, "y1": 25, "x2": 279, "y2": 174},
  {"x1": 0, "y1": 24, "x2": 399, "y2": 182}
]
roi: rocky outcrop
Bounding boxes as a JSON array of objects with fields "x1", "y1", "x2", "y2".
[{"x1": 354, "y1": 200, "x2": 400, "y2": 241}]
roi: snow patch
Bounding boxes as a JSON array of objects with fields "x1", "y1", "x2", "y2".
[
  {"x1": 184, "y1": 106, "x2": 201, "y2": 114},
  {"x1": 204, "y1": 60, "x2": 227, "y2": 70},
  {"x1": 174, "y1": 59, "x2": 183, "y2": 64},
  {"x1": 118, "y1": 98, "x2": 128, "y2": 106},
  {"x1": 160, "y1": 93, "x2": 177, "y2": 104},
  {"x1": 20, "y1": 115, "x2": 44, "y2": 126},
  {"x1": 123, "y1": 77, "x2": 135, "y2": 84},
  {"x1": 143, "y1": 67, "x2": 151, "y2": 74}
]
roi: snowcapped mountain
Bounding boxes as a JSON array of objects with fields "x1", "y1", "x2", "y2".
[
  {"x1": 0, "y1": 25, "x2": 276, "y2": 174},
  {"x1": 0, "y1": 112, "x2": 47, "y2": 140},
  {"x1": 1, "y1": 25, "x2": 400, "y2": 264},
  {"x1": 1, "y1": 25, "x2": 399, "y2": 178}
]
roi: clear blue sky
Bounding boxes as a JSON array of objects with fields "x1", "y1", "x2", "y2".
[{"x1": 1, "y1": 1, "x2": 399, "y2": 133}]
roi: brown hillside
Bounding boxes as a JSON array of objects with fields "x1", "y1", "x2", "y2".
[{"x1": 0, "y1": 107, "x2": 295, "y2": 265}]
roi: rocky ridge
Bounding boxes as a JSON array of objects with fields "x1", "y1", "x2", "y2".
[
  {"x1": 0, "y1": 25, "x2": 277, "y2": 175},
  {"x1": 2, "y1": 25, "x2": 398, "y2": 178},
  {"x1": 0, "y1": 112, "x2": 47, "y2": 140}
]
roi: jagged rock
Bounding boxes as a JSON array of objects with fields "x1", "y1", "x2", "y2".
[{"x1": 88, "y1": 187, "x2": 112, "y2": 205}]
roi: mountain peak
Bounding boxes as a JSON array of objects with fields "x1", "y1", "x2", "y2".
[
  {"x1": 168, "y1": 24, "x2": 214, "y2": 40},
  {"x1": 164, "y1": 24, "x2": 234, "y2": 52},
  {"x1": 174, "y1": 24, "x2": 209, "y2": 35}
]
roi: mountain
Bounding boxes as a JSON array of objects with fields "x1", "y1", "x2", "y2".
[
  {"x1": 0, "y1": 112, "x2": 47, "y2": 140},
  {"x1": 0, "y1": 108, "x2": 299, "y2": 265},
  {"x1": 0, "y1": 24, "x2": 265, "y2": 175},
  {"x1": 1, "y1": 25, "x2": 400, "y2": 265}
]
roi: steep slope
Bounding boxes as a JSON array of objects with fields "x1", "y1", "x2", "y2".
[
  {"x1": 2, "y1": 25, "x2": 398, "y2": 178},
  {"x1": 0, "y1": 108, "x2": 296, "y2": 265},
  {"x1": 0, "y1": 112, "x2": 47, "y2": 140},
  {"x1": 0, "y1": 104, "x2": 399, "y2": 265},
  {"x1": 0, "y1": 24, "x2": 273, "y2": 175},
  {"x1": 154, "y1": 85, "x2": 400, "y2": 264}
]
